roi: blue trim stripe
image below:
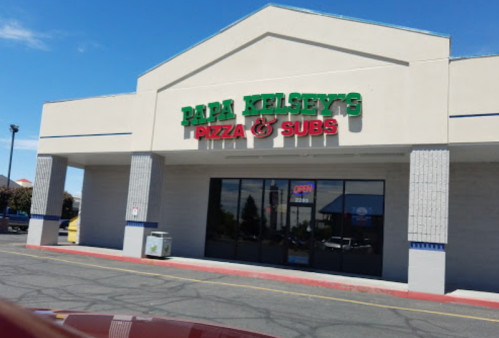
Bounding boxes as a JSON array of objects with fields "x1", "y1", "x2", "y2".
[
  {"x1": 31, "y1": 214, "x2": 60, "y2": 221},
  {"x1": 126, "y1": 221, "x2": 158, "y2": 228},
  {"x1": 450, "y1": 113, "x2": 499, "y2": 118},
  {"x1": 411, "y1": 242, "x2": 445, "y2": 251},
  {"x1": 40, "y1": 132, "x2": 132, "y2": 139}
]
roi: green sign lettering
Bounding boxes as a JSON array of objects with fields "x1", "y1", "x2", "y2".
[
  {"x1": 219, "y1": 99, "x2": 235, "y2": 120},
  {"x1": 242, "y1": 95, "x2": 261, "y2": 116},
  {"x1": 181, "y1": 92, "x2": 362, "y2": 127},
  {"x1": 346, "y1": 92, "x2": 362, "y2": 116},
  {"x1": 288, "y1": 92, "x2": 302, "y2": 114}
]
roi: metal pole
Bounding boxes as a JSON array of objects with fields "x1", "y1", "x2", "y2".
[
  {"x1": 4, "y1": 125, "x2": 18, "y2": 219},
  {"x1": 6, "y1": 130, "x2": 15, "y2": 189}
]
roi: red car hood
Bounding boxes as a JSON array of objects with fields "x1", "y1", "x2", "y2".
[{"x1": 30, "y1": 308, "x2": 281, "y2": 338}]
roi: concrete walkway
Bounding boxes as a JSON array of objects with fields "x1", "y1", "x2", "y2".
[{"x1": 26, "y1": 243, "x2": 499, "y2": 309}]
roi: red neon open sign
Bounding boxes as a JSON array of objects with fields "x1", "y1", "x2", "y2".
[{"x1": 293, "y1": 183, "x2": 315, "y2": 196}]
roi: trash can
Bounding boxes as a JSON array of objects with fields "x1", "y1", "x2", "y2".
[{"x1": 145, "y1": 231, "x2": 172, "y2": 258}]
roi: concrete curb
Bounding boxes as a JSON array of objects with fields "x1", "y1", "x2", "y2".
[{"x1": 26, "y1": 244, "x2": 499, "y2": 310}]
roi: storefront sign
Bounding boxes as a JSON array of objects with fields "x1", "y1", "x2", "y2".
[
  {"x1": 181, "y1": 92, "x2": 361, "y2": 140},
  {"x1": 251, "y1": 117, "x2": 278, "y2": 138},
  {"x1": 194, "y1": 124, "x2": 246, "y2": 140},
  {"x1": 292, "y1": 182, "x2": 314, "y2": 203},
  {"x1": 241, "y1": 92, "x2": 361, "y2": 117},
  {"x1": 293, "y1": 182, "x2": 315, "y2": 196}
]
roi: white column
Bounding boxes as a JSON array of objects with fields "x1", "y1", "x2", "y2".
[
  {"x1": 122, "y1": 153, "x2": 164, "y2": 258},
  {"x1": 27, "y1": 155, "x2": 67, "y2": 246},
  {"x1": 408, "y1": 146, "x2": 449, "y2": 294}
]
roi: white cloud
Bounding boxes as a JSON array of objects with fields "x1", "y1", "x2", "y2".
[
  {"x1": 0, "y1": 137, "x2": 38, "y2": 151},
  {"x1": 77, "y1": 41, "x2": 101, "y2": 53},
  {"x1": 0, "y1": 20, "x2": 49, "y2": 50}
]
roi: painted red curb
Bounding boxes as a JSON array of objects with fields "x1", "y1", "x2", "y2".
[{"x1": 26, "y1": 244, "x2": 499, "y2": 310}]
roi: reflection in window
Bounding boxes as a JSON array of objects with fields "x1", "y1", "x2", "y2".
[
  {"x1": 237, "y1": 179, "x2": 264, "y2": 261},
  {"x1": 261, "y1": 180, "x2": 288, "y2": 264},
  {"x1": 342, "y1": 181, "x2": 384, "y2": 276},
  {"x1": 205, "y1": 179, "x2": 239, "y2": 259},
  {"x1": 313, "y1": 180, "x2": 343, "y2": 271}
]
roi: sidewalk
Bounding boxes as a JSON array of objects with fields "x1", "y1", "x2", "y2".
[{"x1": 26, "y1": 243, "x2": 499, "y2": 310}]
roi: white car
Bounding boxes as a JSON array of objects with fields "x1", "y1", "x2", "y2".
[{"x1": 323, "y1": 236, "x2": 355, "y2": 251}]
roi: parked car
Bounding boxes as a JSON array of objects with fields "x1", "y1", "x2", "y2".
[
  {"x1": 323, "y1": 236, "x2": 355, "y2": 251},
  {"x1": 0, "y1": 208, "x2": 29, "y2": 231},
  {"x1": 0, "y1": 297, "x2": 283, "y2": 338},
  {"x1": 59, "y1": 219, "x2": 70, "y2": 230},
  {"x1": 322, "y1": 236, "x2": 373, "y2": 252}
]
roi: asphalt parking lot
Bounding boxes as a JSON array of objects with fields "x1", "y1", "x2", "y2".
[{"x1": 0, "y1": 232, "x2": 498, "y2": 338}]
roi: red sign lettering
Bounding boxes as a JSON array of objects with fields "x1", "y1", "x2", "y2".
[
  {"x1": 280, "y1": 119, "x2": 337, "y2": 137},
  {"x1": 195, "y1": 125, "x2": 246, "y2": 140},
  {"x1": 293, "y1": 183, "x2": 315, "y2": 196}
]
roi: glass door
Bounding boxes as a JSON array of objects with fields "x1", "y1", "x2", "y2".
[
  {"x1": 287, "y1": 205, "x2": 313, "y2": 266},
  {"x1": 286, "y1": 180, "x2": 316, "y2": 266}
]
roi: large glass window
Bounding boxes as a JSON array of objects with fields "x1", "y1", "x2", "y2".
[
  {"x1": 313, "y1": 180, "x2": 343, "y2": 271},
  {"x1": 205, "y1": 179, "x2": 239, "y2": 259},
  {"x1": 236, "y1": 179, "x2": 264, "y2": 262},
  {"x1": 342, "y1": 181, "x2": 384, "y2": 276},
  {"x1": 261, "y1": 179, "x2": 288, "y2": 265},
  {"x1": 205, "y1": 178, "x2": 385, "y2": 277}
]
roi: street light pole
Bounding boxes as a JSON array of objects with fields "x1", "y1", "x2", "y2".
[
  {"x1": 3, "y1": 124, "x2": 19, "y2": 219},
  {"x1": 6, "y1": 125, "x2": 19, "y2": 189}
]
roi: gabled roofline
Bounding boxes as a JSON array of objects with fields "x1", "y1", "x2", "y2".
[
  {"x1": 275, "y1": 4, "x2": 450, "y2": 38},
  {"x1": 450, "y1": 53, "x2": 499, "y2": 61},
  {"x1": 44, "y1": 92, "x2": 136, "y2": 104},
  {"x1": 138, "y1": 3, "x2": 450, "y2": 79}
]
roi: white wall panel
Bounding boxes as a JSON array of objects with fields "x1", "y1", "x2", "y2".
[
  {"x1": 447, "y1": 163, "x2": 499, "y2": 292},
  {"x1": 79, "y1": 165, "x2": 130, "y2": 249}
]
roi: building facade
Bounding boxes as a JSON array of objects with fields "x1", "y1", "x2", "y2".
[
  {"x1": 27, "y1": 5, "x2": 499, "y2": 295},
  {"x1": 15, "y1": 179, "x2": 33, "y2": 188}
]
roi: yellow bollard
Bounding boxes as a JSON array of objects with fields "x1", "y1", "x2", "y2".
[{"x1": 67, "y1": 216, "x2": 79, "y2": 243}]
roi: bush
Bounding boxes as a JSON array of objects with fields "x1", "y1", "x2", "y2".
[
  {"x1": 61, "y1": 192, "x2": 74, "y2": 219},
  {"x1": 8, "y1": 188, "x2": 75, "y2": 219},
  {"x1": 0, "y1": 186, "x2": 13, "y2": 213},
  {"x1": 9, "y1": 187, "x2": 32, "y2": 217}
]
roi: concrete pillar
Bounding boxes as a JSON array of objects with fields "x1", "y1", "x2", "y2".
[
  {"x1": 27, "y1": 155, "x2": 68, "y2": 246},
  {"x1": 123, "y1": 153, "x2": 164, "y2": 258},
  {"x1": 408, "y1": 146, "x2": 449, "y2": 294}
]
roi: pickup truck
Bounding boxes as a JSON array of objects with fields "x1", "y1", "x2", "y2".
[{"x1": 0, "y1": 208, "x2": 29, "y2": 231}]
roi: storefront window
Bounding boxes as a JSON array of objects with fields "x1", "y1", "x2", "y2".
[
  {"x1": 313, "y1": 180, "x2": 343, "y2": 271},
  {"x1": 205, "y1": 179, "x2": 240, "y2": 259},
  {"x1": 236, "y1": 179, "x2": 264, "y2": 262},
  {"x1": 342, "y1": 181, "x2": 384, "y2": 276},
  {"x1": 205, "y1": 178, "x2": 385, "y2": 277},
  {"x1": 261, "y1": 179, "x2": 288, "y2": 265}
]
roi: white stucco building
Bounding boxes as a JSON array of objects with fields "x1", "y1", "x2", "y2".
[{"x1": 27, "y1": 5, "x2": 499, "y2": 295}]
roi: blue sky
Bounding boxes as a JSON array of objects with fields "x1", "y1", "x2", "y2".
[{"x1": 1, "y1": 0, "x2": 498, "y2": 196}]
